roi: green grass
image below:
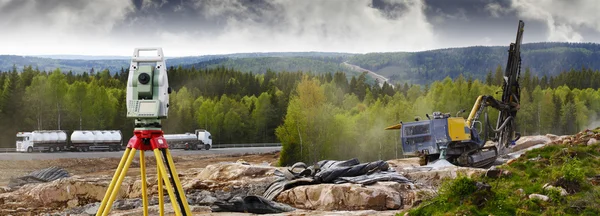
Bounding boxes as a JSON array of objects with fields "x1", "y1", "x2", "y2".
[{"x1": 403, "y1": 130, "x2": 600, "y2": 216}]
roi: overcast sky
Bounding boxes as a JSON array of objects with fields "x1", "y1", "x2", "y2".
[{"x1": 0, "y1": 0, "x2": 599, "y2": 56}]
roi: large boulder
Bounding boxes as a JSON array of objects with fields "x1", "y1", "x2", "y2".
[
  {"x1": 386, "y1": 158, "x2": 421, "y2": 170},
  {"x1": 512, "y1": 135, "x2": 552, "y2": 152},
  {"x1": 0, "y1": 175, "x2": 133, "y2": 215},
  {"x1": 275, "y1": 182, "x2": 402, "y2": 211},
  {"x1": 183, "y1": 162, "x2": 281, "y2": 203},
  {"x1": 403, "y1": 166, "x2": 486, "y2": 187},
  {"x1": 193, "y1": 162, "x2": 278, "y2": 182},
  {"x1": 275, "y1": 181, "x2": 433, "y2": 211}
]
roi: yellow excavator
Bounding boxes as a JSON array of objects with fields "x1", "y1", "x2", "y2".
[{"x1": 386, "y1": 20, "x2": 525, "y2": 168}]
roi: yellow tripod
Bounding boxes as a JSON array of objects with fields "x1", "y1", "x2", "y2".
[{"x1": 96, "y1": 130, "x2": 191, "y2": 216}]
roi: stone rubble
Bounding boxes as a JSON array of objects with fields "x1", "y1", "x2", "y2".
[
  {"x1": 529, "y1": 193, "x2": 550, "y2": 202},
  {"x1": 0, "y1": 134, "x2": 562, "y2": 215}
]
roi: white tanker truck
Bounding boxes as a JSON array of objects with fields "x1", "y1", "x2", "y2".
[
  {"x1": 16, "y1": 130, "x2": 68, "y2": 153},
  {"x1": 15, "y1": 130, "x2": 123, "y2": 153},
  {"x1": 163, "y1": 129, "x2": 212, "y2": 150}
]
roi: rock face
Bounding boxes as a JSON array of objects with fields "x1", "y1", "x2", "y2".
[
  {"x1": 275, "y1": 181, "x2": 433, "y2": 211},
  {"x1": 512, "y1": 135, "x2": 552, "y2": 152},
  {"x1": 183, "y1": 162, "x2": 280, "y2": 202},
  {"x1": 276, "y1": 182, "x2": 402, "y2": 210},
  {"x1": 0, "y1": 175, "x2": 133, "y2": 215},
  {"x1": 402, "y1": 167, "x2": 486, "y2": 187},
  {"x1": 0, "y1": 162, "x2": 282, "y2": 215}
]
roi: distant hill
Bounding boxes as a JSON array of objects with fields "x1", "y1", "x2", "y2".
[
  {"x1": 0, "y1": 52, "x2": 353, "y2": 74},
  {"x1": 187, "y1": 56, "x2": 353, "y2": 74},
  {"x1": 0, "y1": 55, "x2": 129, "y2": 73},
  {"x1": 2, "y1": 43, "x2": 600, "y2": 85},
  {"x1": 35, "y1": 55, "x2": 131, "y2": 60},
  {"x1": 346, "y1": 42, "x2": 600, "y2": 85}
]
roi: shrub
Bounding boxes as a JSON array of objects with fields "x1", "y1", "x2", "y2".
[
  {"x1": 439, "y1": 176, "x2": 478, "y2": 202},
  {"x1": 544, "y1": 187, "x2": 564, "y2": 203},
  {"x1": 560, "y1": 158, "x2": 585, "y2": 183}
]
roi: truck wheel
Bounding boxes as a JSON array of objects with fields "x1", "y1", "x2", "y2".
[
  {"x1": 83, "y1": 147, "x2": 89, "y2": 152},
  {"x1": 49, "y1": 147, "x2": 55, "y2": 153},
  {"x1": 27, "y1": 147, "x2": 33, "y2": 153},
  {"x1": 204, "y1": 144, "x2": 211, "y2": 150},
  {"x1": 184, "y1": 144, "x2": 189, "y2": 151}
]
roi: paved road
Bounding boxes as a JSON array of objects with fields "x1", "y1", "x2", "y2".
[
  {"x1": 0, "y1": 147, "x2": 281, "y2": 160},
  {"x1": 342, "y1": 62, "x2": 393, "y2": 88}
]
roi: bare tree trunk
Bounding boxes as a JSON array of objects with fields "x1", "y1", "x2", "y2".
[
  {"x1": 57, "y1": 102, "x2": 61, "y2": 130},
  {"x1": 296, "y1": 123, "x2": 303, "y2": 161},
  {"x1": 79, "y1": 108, "x2": 82, "y2": 130},
  {"x1": 537, "y1": 104, "x2": 541, "y2": 134}
]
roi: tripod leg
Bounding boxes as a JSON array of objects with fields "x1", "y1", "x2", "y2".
[
  {"x1": 140, "y1": 150, "x2": 149, "y2": 216},
  {"x1": 96, "y1": 148, "x2": 133, "y2": 216},
  {"x1": 153, "y1": 149, "x2": 183, "y2": 216},
  {"x1": 163, "y1": 148, "x2": 192, "y2": 215},
  {"x1": 100, "y1": 148, "x2": 138, "y2": 216},
  {"x1": 158, "y1": 162, "x2": 164, "y2": 216}
]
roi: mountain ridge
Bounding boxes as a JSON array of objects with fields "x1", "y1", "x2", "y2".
[{"x1": 1, "y1": 42, "x2": 599, "y2": 85}]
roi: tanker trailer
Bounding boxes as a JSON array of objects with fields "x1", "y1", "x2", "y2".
[
  {"x1": 15, "y1": 130, "x2": 68, "y2": 153},
  {"x1": 70, "y1": 130, "x2": 122, "y2": 152},
  {"x1": 163, "y1": 133, "x2": 201, "y2": 150}
]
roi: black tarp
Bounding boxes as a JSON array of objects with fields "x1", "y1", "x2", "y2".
[{"x1": 263, "y1": 158, "x2": 412, "y2": 200}]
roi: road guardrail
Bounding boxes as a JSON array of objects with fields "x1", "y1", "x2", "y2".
[
  {"x1": 0, "y1": 148, "x2": 16, "y2": 153},
  {"x1": 0, "y1": 143, "x2": 281, "y2": 153},
  {"x1": 213, "y1": 143, "x2": 281, "y2": 148}
]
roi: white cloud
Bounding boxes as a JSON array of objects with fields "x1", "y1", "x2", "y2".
[
  {"x1": 508, "y1": 0, "x2": 600, "y2": 42},
  {"x1": 0, "y1": 0, "x2": 437, "y2": 56},
  {"x1": 0, "y1": 0, "x2": 134, "y2": 55},
  {"x1": 485, "y1": 2, "x2": 510, "y2": 18},
  {"x1": 184, "y1": 0, "x2": 437, "y2": 54}
]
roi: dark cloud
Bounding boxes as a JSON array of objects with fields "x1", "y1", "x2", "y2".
[
  {"x1": 370, "y1": 0, "x2": 410, "y2": 19},
  {"x1": 0, "y1": 0, "x2": 598, "y2": 55}
]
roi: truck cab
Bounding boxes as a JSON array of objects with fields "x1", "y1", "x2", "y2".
[
  {"x1": 195, "y1": 129, "x2": 213, "y2": 150},
  {"x1": 16, "y1": 132, "x2": 33, "y2": 152}
]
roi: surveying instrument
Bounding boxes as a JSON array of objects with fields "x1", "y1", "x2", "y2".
[{"x1": 96, "y1": 48, "x2": 191, "y2": 216}]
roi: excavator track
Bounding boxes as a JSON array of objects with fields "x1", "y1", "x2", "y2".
[{"x1": 456, "y1": 145, "x2": 498, "y2": 168}]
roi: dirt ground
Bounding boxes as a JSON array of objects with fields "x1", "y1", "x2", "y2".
[{"x1": 0, "y1": 151, "x2": 280, "y2": 186}]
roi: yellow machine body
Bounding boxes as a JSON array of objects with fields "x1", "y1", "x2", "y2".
[{"x1": 447, "y1": 117, "x2": 471, "y2": 141}]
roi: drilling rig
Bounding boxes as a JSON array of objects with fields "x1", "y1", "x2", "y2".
[{"x1": 385, "y1": 20, "x2": 525, "y2": 168}]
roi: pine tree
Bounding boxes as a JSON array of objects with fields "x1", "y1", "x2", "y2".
[
  {"x1": 494, "y1": 65, "x2": 504, "y2": 86},
  {"x1": 485, "y1": 71, "x2": 493, "y2": 86}
]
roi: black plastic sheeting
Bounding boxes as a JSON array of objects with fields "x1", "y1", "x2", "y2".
[
  {"x1": 211, "y1": 195, "x2": 296, "y2": 214},
  {"x1": 8, "y1": 166, "x2": 70, "y2": 188},
  {"x1": 263, "y1": 158, "x2": 412, "y2": 200}
]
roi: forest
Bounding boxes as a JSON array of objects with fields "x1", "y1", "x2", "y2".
[
  {"x1": 2, "y1": 42, "x2": 600, "y2": 86},
  {"x1": 347, "y1": 42, "x2": 600, "y2": 84},
  {"x1": 1, "y1": 65, "x2": 600, "y2": 166}
]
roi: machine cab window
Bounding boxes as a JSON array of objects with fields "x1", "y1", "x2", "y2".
[{"x1": 404, "y1": 123, "x2": 431, "y2": 136}]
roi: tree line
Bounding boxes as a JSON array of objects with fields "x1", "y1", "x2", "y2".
[
  {"x1": 277, "y1": 72, "x2": 600, "y2": 165},
  {"x1": 347, "y1": 42, "x2": 600, "y2": 85},
  {"x1": 0, "y1": 65, "x2": 378, "y2": 147},
  {"x1": 1, "y1": 65, "x2": 599, "y2": 160}
]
